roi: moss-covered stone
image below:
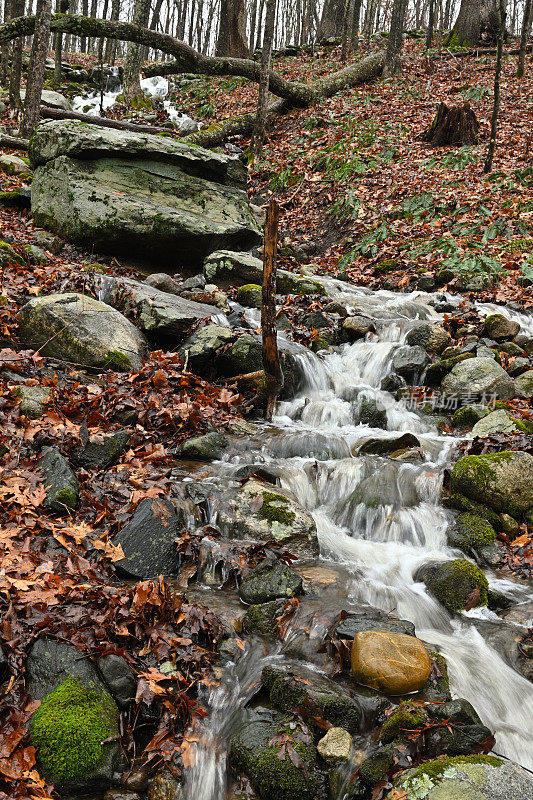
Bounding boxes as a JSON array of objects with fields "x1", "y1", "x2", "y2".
[
  {"x1": 30, "y1": 676, "x2": 119, "y2": 785},
  {"x1": 40, "y1": 447, "x2": 79, "y2": 513},
  {"x1": 448, "y1": 513, "x2": 497, "y2": 553},
  {"x1": 242, "y1": 599, "x2": 287, "y2": 635},
  {"x1": 359, "y1": 745, "x2": 396, "y2": 785},
  {"x1": 442, "y1": 493, "x2": 501, "y2": 530},
  {"x1": 425, "y1": 353, "x2": 475, "y2": 385},
  {"x1": 390, "y1": 754, "x2": 504, "y2": 799},
  {"x1": 0, "y1": 240, "x2": 25, "y2": 267},
  {"x1": 257, "y1": 490, "x2": 296, "y2": 526},
  {"x1": 453, "y1": 404, "x2": 489, "y2": 428},
  {"x1": 422, "y1": 559, "x2": 488, "y2": 612},
  {"x1": 236, "y1": 283, "x2": 262, "y2": 308},
  {"x1": 380, "y1": 702, "x2": 425, "y2": 744},
  {"x1": 373, "y1": 258, "x2": 398, "y2": 275},
  {"x1": 450, "y1": 451, "x2": 533, "y2": 516}
]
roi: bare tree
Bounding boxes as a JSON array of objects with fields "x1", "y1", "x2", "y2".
[
  {"x1": 484, "y1": 0, "x2": 505, "y2": 172},
  {"x1": 426, "y1": 0, "x2": 436, "y2": 47},
  {"x1": 8, "y1": 0, "x2": 23, "y2": 108},
  {"x1": 319, "y1": 0, "x2": 346, "y2": 38},
  {"x1": 216, "y1": 0, "x2": 250, "y2": 57},
  {"x1": 123, "y1": 0, "x2": 151, "y2": 105},
  {"x1": 21, "y1": 0, "x2": 52, "y2": 137},
  {"x1": 516, "y1": 0, "x2": 532, "y2": 76},
  {"x1": 445, "y1": 0, "x2": 500, "y2": 47},
  {"x1": 252, "y1": 0, "x2": 276, "y2": 159},
  {"x1": 351, "y1": 0, "x2": 363, "y2": 49},
  {"x1": 384, "y1": 0, "x2": 408, "y2": 76}
]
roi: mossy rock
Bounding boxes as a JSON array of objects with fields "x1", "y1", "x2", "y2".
[
  {"x1": 450, "y1": 451, "x2": 533, "y2": 516},
  {"x1": 236, "y1": 283, "x2": 262, "y2": 308},
  {"x1": 30, "y1": 676, "x2": 119, "y2": 790},
  {"x1": 453, "y1": 404, "x2": 490, "y2": 428},
  {"x1": 380, "y1": 702, "x2": 425, "y2": 744},
  {"x1": 359, "y1": 745, "x2": 396, "y2": 786},
  {"x1": 388, "y1": 755, "x2": 509, "y2": 799},
  {"x1": 0, "y1": 240, "x2": 25, "y2": 267},
  {"x1": 420, "y1": 559, "x2": 488, "y2": 612},
  {"x1": 373, "y1": 259, "x2": 398, "y2": 276},
  {"x1": 442, "y1": 492, "x2": 501, "y2": 531},
  {"x1": 425, "y1": 353, "x2": 475, "y2": 386},
  {"x1": 40, "y1": 447, "x2": 79, "y2": 513},
  {"x1": 448, "y1": 513, "x2": 496, "y2": 553}
]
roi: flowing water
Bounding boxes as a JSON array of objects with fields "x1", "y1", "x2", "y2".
[{"x1": 181, "y1": 281, "x2": 533, "y2": 799}]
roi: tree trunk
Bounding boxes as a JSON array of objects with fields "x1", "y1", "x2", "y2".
[
  {"x1": 351, "y1": 0, "x2": 362, "y2": 50},
  {"x1": 319, "y1": 0, "x2": 345, "y2": 38},
  {"x1": 103, "y1": 0, "x2": 120, "y2": 64},
  {"x1": 8, "y1": 0, "x2": 24, "y2": 108},
  {"x1": 446, "y1": 0, "x2": 500, "y2": 47},
  {"x1": 216, "y1": 0, "x2": 249, "y2": 57},
  {"x1": 21, "y1": 0, "x2": 52, "y2": 137},
  {"x1": 516, "y1": 0, "x2": 532, "y2": 76},
  {"x1": 260, "y1": 198, "x2": 283, "y2": 421},
  {"x1": 384, "y1": 0, "x2": 408, "y2": 76},
  {"x1": 53, "y1": 0, "x2": 64, "y2": 82},
  {"x1": 422, "y1": 101, "x2": 479, "y2": 145},
  {"x1": 123, "y1": 0, "x2": 151, "y2": 105},
  {"x1": 252, "y1": 0, "x2": 276, "y2": 159},
  {"x1": 0, "y1": 0, "x2": 11, "y2": 87},
  {"x1": 426, "y1": 0, "x2": 436, "y2": 47},
  {"x1": 341, "y1": 0, "x2": 352, "y2": 61},
  {"x1": 484, "y1": 0, "x2": 505, "y2": 172}
]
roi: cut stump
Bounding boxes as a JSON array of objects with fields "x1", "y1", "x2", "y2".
[{"x1": 422, "y1": 102, "x2": 479, "y2": 146}]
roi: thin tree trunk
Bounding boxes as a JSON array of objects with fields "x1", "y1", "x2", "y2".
[
  {"x1": 384, "y1": 0, "x2": 408, "y2": 75},
  {"x1": 351, "y1": 0, "x2": 362, "y2": 49},
  {"x1": 0, "y1": 0, "x2": 11, "y2": 87},
  {"x1": 484, "y1": 0, "x2": 505, "y2": 172},
  {"x1": 516, "y1": 0, "x2": 532, "y2": 76},
  {"x1": 426, "y1": 0, "x2": 436, "y2": 47},
  {"x1": 123, "y1": 0, "x2": 151, "y2": 105},
  {"x1": 53, "y1": 0, "x2": 63, "y2": 81},
  {"x1": 21, "y1": 0, "x2": 52, "y2": 137},
  {"x1": 104, "y1": 0, "x2": 119, "y2": 63},
  {"x1": 341, "y1": 0, "x2": 352, "y2": 61},
  {"x1": 8, "y1": 0, "x2": 24, "y2": 108},
  {"x1": 252, "y1": 0, "x2": 276, "y2": 159},
  {"x1": 260, "y1": 198, "x2": 283, "y2": 421},
  {"x1": 216, "y1": 0, "x2": 250, "y2": 56}
]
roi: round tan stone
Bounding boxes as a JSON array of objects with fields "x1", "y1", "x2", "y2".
[
  {"x1": 317, "y1": 727, "x2": 353, "y2": 764},
  {"x1": 350, "y1": 630, "x2": 431, "y2": 695}
]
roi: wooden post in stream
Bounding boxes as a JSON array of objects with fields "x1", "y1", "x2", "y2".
[{"x1": 260, "y1": 198, "x2": 284, "y2": 421}]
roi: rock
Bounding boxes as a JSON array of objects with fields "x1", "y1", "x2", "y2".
[
  {"x1": 389, "y1": 755, "x2": 533, "y2": 800},
  {"x1": 21, "y1": 87, "x2": 72, "y2": 110},
  {"x1": 113, "y1": 497, "x2": 186, "y2": 578},
  {"x1": 359, "y1": 397, "x2": 388, "y2": 429},
  {"x1": 405, "y1": 322, "x2": 450, "y2": 354},
  {"x1": 358, "y1": 432, "x2": 420, "y2": 455},
  {"x1": 453, "y1": 404, "x2": 490, "y2": 427},
  {"x1": 32, "y1": 228, "x2": 65, "y2": 254},
  {"x1": 473, "y1": 409, "x2": 521, "y2": 437},
  {"x1": 75, "y1": 431, "x2": 131, "y2": 470},
  {"x1": 242, "y1": 599, "x2": 287, "y2": 635},
  {"x1": 335, "y1": 611, "x2": 416, "y2": 640},
  {"x1": 441, "y1": 357, "x2": 515, "y2": 400},
  {"x1": 143, "y1": 273, "x2": 182, "y2": 295},
  {"x1": 0, "y1": 186, "x2": 32, "y2": 208},
  {"x1": 22, "y1": 244, "x2": 49, "y2": 264},
  {"x1": 13, "y1": 384, "x2": 51, "y2": 418},
  {"x1": 514, "y1": 369, "x2": 533, "y2": 398},
  {"x1": 215, "y1": 479, "x2": 318, "y2": 553},
  {"x1": 204, "y1": 250, "x2": 326, "y2": 295},
  {"x1": 0, "y1": 240, "x2": 25, "y2": 267},
  {"x1": 40, "y1": 447, "x2": 79, "y2": 513},
  {"x1": 342, "y1": 316, "x2": 374, "y2": 339},
  {"x1": 181, "y1": 273, "x2": 206, "y2": 290},
  {"x1": 0, "y1": 154, "x2": 32, "y2": 176},
  {"x1": 483, "y1": 313, "x2": 521, "y2": 342},
  {"x1": 458, "y1": 273, "x2": 494, "y2": 292},
  {"x1": 229, "y1": 709, "x2": 321, "y2": 800},
  {"x1": 217, "y1": 333, "x2": 262, "y2": 375},
  {"x1": 175, "y1": 431, "x2": 228, "y2": 461},
  {"x1": 425, "y1": 353, "x2": 475, "y2": 385},
  {"x1": 98, "y1": 276, "x2": 219, "y2": 338},
  {"x1": 30, "y1": 676, "x2": 119, "y2": 792},
  {"x1": 317, "y1": 728, "x2": 353, "y2": 764},
  {"x1": 147, "y1": 767, "x2": 182, "y2": 800},
  {"x1": 450, "y1": 451, "x2": 533, "y2": 516},
  {"x1": 351, "y1": 631, "x2": 431, "y2": 695},
  {"x1": 239, "y1": 558, "x2": 302, "y2": 604},
  {"x1": 0, "y1": 644, "x2": 8, "y2": 679},
  {"x1": 417, "y1": 274, "x2": 435, "y2": 291},
  {"x1": 27, "y1": 638, "x2": 108, "y2": 700},
  {"x1": 448, "y1": 513, "x2": 496, "y2": 553},
  {"x1": 105, "y1": 791, "x2": 140, "y2": 800},
  {"x1": 177, "y1": 324, "x2": 233, "y2": 373},
  {"x1": 236, "y1": 283, "x2": 262, "y2": 308},
  {"x1": 391, "y1": 346, "x2": 430, "y2": 380},
  {"x1": 507, "y1": 357, "x2": 530, "y2": 377},
  {"x1": 380, "y1": 702, "x2": 425, "y2": 743},
  {"x1": 30, "y1": 121, "x2": 261, "y2": 267},
  {"x1": 97, "y1": 654, "x2": 136, "y2": 708},
  {"x1": 18, "y1": 293, "x2": 148, "y2": 371},
  {"x1": 359, "y1": 745, "x2": 396, "y2": 786},
  {"x1": 418, "y1": 559, "x2": 488, "y2": 612},
  {"x1": 427, "y1": 698, "x2": 482, "y2": 726}
]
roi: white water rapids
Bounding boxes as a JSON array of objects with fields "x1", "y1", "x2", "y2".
[{"x1": 181, "y1": 281, "x2": 533, "y2": 800}]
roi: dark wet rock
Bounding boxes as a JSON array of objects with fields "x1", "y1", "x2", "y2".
[
  {"x1": 175, "y1": 431, "x2": 228, "y2": 461},
  {"x1": 453, "y1": 403, "x2": 490, "y2": 427},
  {"x1": 75, "y1": 430, "x2": 131, "y2": 470},
  {"x1": 229, "y1": 709, "x2": 322, "y2": 800},
  {"x1": 18, "y1": 293, "x2": 148, "y2": 371},
  {"x1": 303, "y1": 310, "x2": 331, "y2": 329},
  {"x1": 424, "y1": 723, "x2": 494, "y2": 759},
  {"x1": 13, "y1": 384, "x2": 51, "y2": 419},
  {"x1": 0, "y1": 644, "x2": 8, "y2": 679},
  {"x1": 342, "y1": 315, "x2": 374, "y2": 340},
  {"x1": 357, "y1": 433, "x2": 420, "y2": 456},
  {"x1": 242, "y1": 599, "x2": 288, "y2": 635},
  {"x1": 405, "y1": 322, "x2": 450, "y2": 354},
  {"x1": 204, "y1": 250, "x2": 326, "y2": 295},
  {"x1": 143, "y1": 273, "x2": 182, "y2": 295},
  {"x1": 22, "y1": 243, "x2": 48, "y2": 264},
  {"x1": 335, "y1": 611, "x2": 416, "y2": 639},
  {"x1": 359, "y1": 397, "x2": 387, "y2": 429},
  {"x1": 441, "y1": 357, "x2": 515, "y2": 400},
  {"x1": 417, "y1": 559, "x2": 488, "y2": 613},
  {"x1": 113, "y1": 497, "x2": 188, "y2": 578},
  {"x1": 27, "y1": 638, "x2": 108, "y2": 700},
  {"x1": 417, "y1": 274, "x2": 436, "y2": 292},
  {"x1": 392, "y1": 345, "x2": 430, "y2": 380},
  {"x1": 97, "y1": 654, "x2": 136, "y2": 708},
  {"x1": 147, "y1": 767, "x2": 182, "y2": 800},
  {"x1": 217, "y1": 333, "x2": 262, "y2": 375},
  {"x1": 443, "y1": 492, "x2": 502, "y2": 530},
  {"x1": 450, "y1": 451, "x2": 533, "y2": 516},
  {"x1": 507, "y1": 357, "x2": 530, "y2": 377},
  {"x1": 425, "y1": 353, "x2": 475, "y2": 385},
  {"x1": 380, "y1": 373, "x2": 404, "y2": 393},
  {"x1": 239, "y1": 558, "x2": 303, "y2": 605},
  {"x1": 483, "y1": 313, "x2": 520, "y2": 342},
  {"x1": 359, "y1": 745, "x2": 396, "y2": 786},
  {"x1": 40, "y1": 447, "x2": 79, "y2": 513},
  {"x1": 427, "y1": 698, "x2": 482, "y2": 726},
  {"x1": 177, "y1": 324, "x2": 233, "y2": 373}
]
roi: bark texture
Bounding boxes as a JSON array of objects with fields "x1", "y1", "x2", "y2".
[
  {"x1": 422, "y1": 102, "x2": 480, "y2": 146},
  {"x1": 446, "y1": 0, "x2": 500, "y2": 47},
  {"x1": 516, "y1": 0, "x2": 532, "y2": 77},
  {"x1": 252, "y1": 0, "x2": 276, "y2": 158},
  {"x1": 319, "y1": 0, "x2": 346, "y2": 38},
  {"x1": 123, "y1": 0, "x2": 151, "y2": 104},
  {"x1": 21, "y1": 0, "x2": 52, "y2": 138},
  {"x1": 260, "y1": 199, "x2": 283, "y2": 421},
  {"x1": 216, "y1": 0, "x2": 249, "y2": 57}
]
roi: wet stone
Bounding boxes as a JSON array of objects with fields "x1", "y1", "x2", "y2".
[{"x1": 239, "y1": 558, "x2": 303, "y2": 605}]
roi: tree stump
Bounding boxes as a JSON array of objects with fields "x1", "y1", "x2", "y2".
[{"x1": 422, "y1": 102, "x2": 479, "y2": 146}]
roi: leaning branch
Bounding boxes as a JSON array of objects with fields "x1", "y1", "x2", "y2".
[{"x1": 40, "y1": 105, "x2": 177, "y2": 136}]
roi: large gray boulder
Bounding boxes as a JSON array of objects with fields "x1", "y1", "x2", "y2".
[
  {"x1": 97, "y1": 275, "x2": 219, "y2": 337},
  {"x1": 441, "y1": 357, "x2": 515, "y2": 400},
  {"x1": 204, "y1": 250, "x2": 327, "y2": 295},
  {"x1": 29, "y1": 121, "x2": 261, "y2": 267},
  {"x1": 18, "y1": 293, "x2": 148, "y2": 370},
  {"x1": 470, "y1": 409, "x2": 519, "y2": 437},
  {"x1": 21, "y1": 88, "x2": 72, "y2": 111},
  {"x1": 451, "y1": 451, "x2": 533, "y2": 516}
]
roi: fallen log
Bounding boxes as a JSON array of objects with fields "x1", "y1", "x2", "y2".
[
  {"x1": 0, "y1": 134, "x2": 29, "y2": 150},
  {"x1": 40, "y1": 106, "x2": 176, "y2": 137}
]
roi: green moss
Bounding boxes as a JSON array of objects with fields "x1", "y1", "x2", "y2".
[
  {"x1": 516, "y1": 419, "x2": 533, "y2": 434},
  {"x1": 429, "y1": 559, "x2": 488, "y2": 612},
  {"x1": 83, "y1": 262, "x2": 108, "y2": 275},
  {"x1": 373, "y1": 258, "x2": 398, "y2": 275},
  {"x1": 451, "y1": 513, "x2": 497, "y2": 551},
  {"x1": 380, "y1": 703, "x2": 425, "y2": 744},
  {"x1": 443, "y1": 492, "x2": 501, "y2": 530},
  {"x1": 103, "y1": 350, "x2": 132, "y2": 371},
  {"x1": 359, "y1": 746, "x2": 396, "y2": 785},
  {"x1": 257, "y1": 491, "x2": 296, "y2": 527},
  {"x1": 450, "y1": 452, "x2": 515, "y2": 512},
  {"x1": 403, "y1": 754, "x2": 503, "y2": 789},
  {"x1": 31, "y1": 677, "x2": 117, "y2": 783},
  {"x1": 453, "y1": 404, "x2": 489, "y2": 428}
]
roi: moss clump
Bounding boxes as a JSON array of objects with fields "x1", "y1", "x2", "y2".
[
  {"x1": 103, "y1": 350, "x2": 132, "y2": 371},
  {"x1": 402, "y1": 754, "x2": 503, "y2": 790},
  {"x1": 258, "y1": 491, "x2": 296, "y2": 527},
  {"x1": 453, "y1": 404, "x2": 489, "y2": 428},
  {"x1": 236, "y1": 283, "x2": 262, "y2": 308},
  {"x1": 30, "y1": 677, "x2": 117, "y2": 783},
  {"x1": 427, "y1": 559, "x2": 488, "y2": 612},
  {"x1": 380, "y1": 703, "x2": 425, "y2": 744},
  {"x1": 442, "y1": 492, "x2": 501, "y2": 530},
  {"x1": 373, "y1": 258, "x2": 398, "y2": 276},
  {"x1": 359, "y1": 745, "x2": 396, "y2": 785},
  {"x1": 449, "y1": 513, "x2": 497, "y2": 552}
]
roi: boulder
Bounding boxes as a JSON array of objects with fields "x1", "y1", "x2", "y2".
[
  {"x1": 441, "y1": 357, "x2": 514, "y2": 400},
  {"x1": 27, "y1": 638, "x2": 108, "y2": 700},
  {"x1": 388, "y1": 756, "x2": 533, "y2": 800},
  {"x1": 74, "y1": 431, "x2": 131, "y2": 470},
  {"x1": 350, "y1": 631, "x2": 431, "y2": 695},
  {"x1": 236, "y1": 283, "x2": 262, "y2": 308},
  {"x1": 391, "y1": 345, "x2": 430, "y2": 380},
  {"x1": 418, "y1": 559, "x2": 488, "y2": 612},
  {"x1": 342, "y1": 315, "x2": 374, "y2": 340},
  {"x1": 359, "y1": 397, "x2": 388, "y2": 429},
  {"x1": 175, "y1": 431, "x2": 228, "y2": 461},
  {"x1": 358, "y1": 432, "x2": 420, "y2": 455},
  {"x1": 22, "y1": 244, "x2": 49, "y2": 265},
  {"x1": 143, "y1": 273, "x2": 182, "y2": 295},
  {"x1": 18, "y1": 293, "x2": 148, "y2": 371},
  {"x1": 229, "y1": 710, "x2": 321, "y2": 800},
  {"x1": 0, "y1": 240, "x2": 25, "y2": 266},
  {"x1": 21, "y1": 88, "x2": 71, "y2": 110},
  {"x1": 113, "y1": 497, "x2": 186, "y2": 578},
  {"x1": 13, "y1": 384, "x2": 51, "y2": 418},
  {"x1": 470, "y1": 409, "x2": 518, "y2": 437},
  {"x1": 425, "y1": 353, "x2": 475, "y2": 385},
  {"x1": 204, "y1": 250, "x2": 326, "y2": 295},
  {"x1": 97, "y1": 655, "x2": 136, "y2": 708},
  {"x1": 239, "y1": 558, "x2": 303, "y2": 605},
  {"x1": 98, "y1": 276, "x2": 219, "y2": 337},
  {"x1": 514, "y1": 369, "x2": 533, "y2": 399},
  {"x1": 483, "y1": 313, "x2": 521, "y2": 341},
  {"x1": 215, "y1": 479, "x2": 318, "y2": 553},
  {"x1": 405, "y1": 322, "x2": 450, "y2": 354},
  {"x1": 317, "y1": 728, "x2": 353, "y2": 763},
  {"x1": 450, "y1": 451, "x2": 533, "y2": 516},
  {"x1": 217, "y1": 333, "x2": 262, "y2": 375},
  {"x1": 177, "y1": 324, "x2": 233, "y2": 373},
  {"x1": 335, "y1": 611, "x2": 416, "y2": 640},
  {"x1": 30, "y1": 121, "x2": 261, "y2": 267},
  {"x1": 448, "y1": 513, "x2": 497, "y2": 552},
  {"x1": 507, "y1": 357, "x2": 530, "y2": 377},
  {"x1": 242, "y1": 599, "x2": 287, "y2": 635},
  {"x1": 40, "y1": 447, "x2": 79, "y2": 513},
  {"x1": 0, "y1": 154, "x2": 32, "y2": 176},
  {"x1": 453, "y1": 403, "x2": 490, "y2": 427}
]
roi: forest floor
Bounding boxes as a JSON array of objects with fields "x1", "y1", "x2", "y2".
[{"x1": 0, "y1": 36, "x2": 532, "y2": 800}]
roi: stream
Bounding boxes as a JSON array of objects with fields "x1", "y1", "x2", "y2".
[{"x1": 179, "y1": 280, "x2": 533, "y2": 799}]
